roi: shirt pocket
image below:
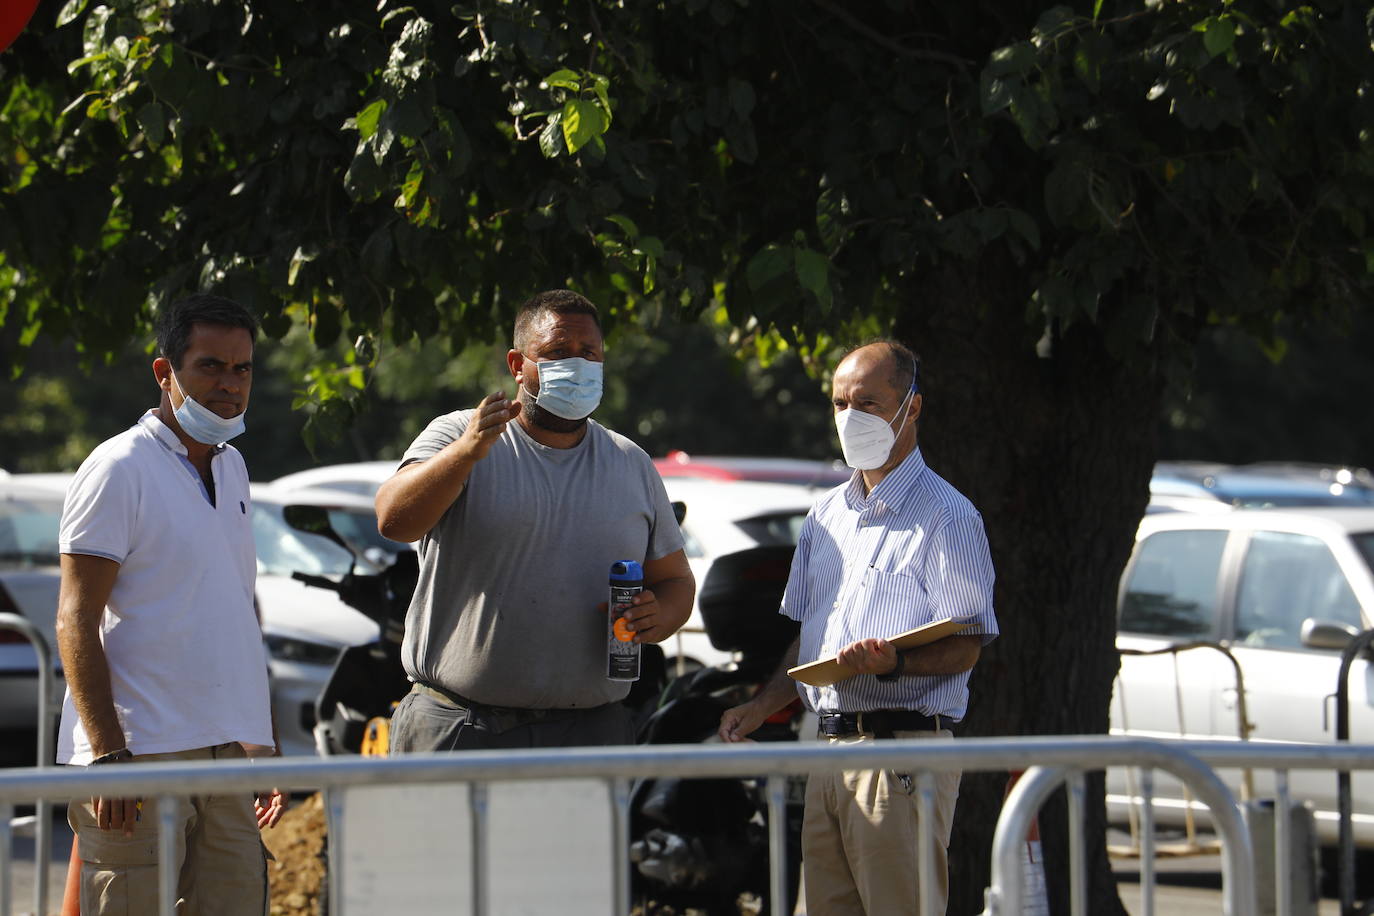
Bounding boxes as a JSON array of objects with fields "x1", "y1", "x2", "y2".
[{"x1": 857, "y1": 567, "x2": 932, "y2": 634}]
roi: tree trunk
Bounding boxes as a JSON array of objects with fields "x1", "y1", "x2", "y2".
[{"x1": 894, "y1": 260, "x2": 1163, "y2": 915}]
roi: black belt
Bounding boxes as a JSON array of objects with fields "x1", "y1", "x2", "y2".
[
  {"x1": 410, "y1": 682, "x2": 609, "y2": 735},
  {"x1": 818, "y1": 710, "x2": 946, "y2": 739}
]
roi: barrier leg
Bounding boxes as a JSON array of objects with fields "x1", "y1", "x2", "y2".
[{"x1": 1003, "y1": 771, "x2": 1048, "y2": 916}]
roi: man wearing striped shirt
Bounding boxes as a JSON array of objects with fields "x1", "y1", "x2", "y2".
[{"x1": 719, "y1": 340, "x2": 998, "y2": 916}]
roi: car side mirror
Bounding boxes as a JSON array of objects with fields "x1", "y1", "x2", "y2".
[
  {"x1": 672, "y1": 500, "x2": 687, "y2": 525},
  {"x1": 283, "y1": 504, "x2": 355, "y2": 564},
  {"x1": 1300, "y1": 618, "x2": 1361, "y2": 652}
]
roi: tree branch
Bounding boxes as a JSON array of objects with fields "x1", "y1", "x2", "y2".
[{"x1": 811, "y1": 0, "x2": 971, "y2": 69}]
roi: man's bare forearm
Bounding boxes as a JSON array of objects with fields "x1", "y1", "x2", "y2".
[
  {"x1": 900, "y1": 634, "x2": 982, "y2": 677},
  {"x1": 752, "y1": 636, "x2": 802, "y2": 715},
  {"x1": 56, "y1": 554, "x2": 126, "y2": 756},
  {"x1": 375, "y1": 448, "x2": 476, "y2": 542}
]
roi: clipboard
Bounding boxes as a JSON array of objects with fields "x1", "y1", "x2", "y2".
[{"x1": 787, "y1": 617, "x2": 974, "y2": 687}]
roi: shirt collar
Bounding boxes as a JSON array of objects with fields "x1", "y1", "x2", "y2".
[
  {"x1": 843, "y1": 446, "x2": 927, "y2": 512},
  {"x1": 138, "y1": 409, "x2": 224, "y2": 458}
]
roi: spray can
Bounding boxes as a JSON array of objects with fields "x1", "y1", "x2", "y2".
[{"x1": 607, "y1": 560, "x2": 644, "y2": 681}]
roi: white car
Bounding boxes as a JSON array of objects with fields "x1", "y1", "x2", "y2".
[
  {"x1": 0, "y1": 480, "x2": 65, "y2": 749},
  {"x1": 660, "y1": 477, "x2": 829, "y2": 671},
  {"x1": 269, "y1": 461, "x2": 398, "y2": 498},
  {"x1": 1110, "y1": 507, "x2": 1374, "y2": 846}
]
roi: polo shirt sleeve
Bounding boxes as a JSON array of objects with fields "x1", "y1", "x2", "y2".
[
  {"x1": 779, "y1": 511, "x2": 816, "y2": 623},
  {"x1": 401, "y1": 410, "x2": 471, "y2": 467},
  {"x1": 59, "y1": 458, "x2": 137, "y2": 564},
  {"x1": 640, "y1": 458, "x2": 686, "y2": 562},
  {"x1": 928, "y1": 511, "x2": 998, "y2": 643}
]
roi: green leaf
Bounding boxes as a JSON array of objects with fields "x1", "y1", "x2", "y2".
[
  {"x1": 355, "y1": 99, "x2": 386, "y2": 140},
  {"x1": 287, "y1": 246, "x2": 317, "y2": 287},
  {"x1": 561, "y1": 99, "x2": 608, "y2": 154},
  {"x1": 66, "y1": 53, "x2": 107, "y2": 74},
  {"x1": 606, "y1": 214, "x2": 639, "y2": 240},
  {"x1": 1203, "y1": 17, "x2": 1236, "y2": 58},
  {"x1": 539, "y1": 112, "x2": 565, "y2": 158},
  {"x1": 634, "y1": 236, "x2": 666, "y2": 259},
  {"x1": 136, "y1": 102, "x2": 165, "y2": 146},
  {"x1": 1007, "y1": 208, "x2": 1041, "y2": 250},
  {"x1": 728, "y1": 78, "x2": 756, "y2": 118},
  {"x1": 56, "y1": 0, "x2": 89, "y2": 28},
  {"x1": 794, "y1": 247, "x2": 832, "y2": 312},
  {"x1": 543, "y1": 69, "x2": 582, "y2": 91},
  {"x1": 986, "y1": 42, "x2": 1036, "y2": 78},
  {"x1": 981, "y1": 73, "x2": 1017, "y2": 116},
  {"x1": 746, "y1": 244, "x2": 791, "y2": 291}
]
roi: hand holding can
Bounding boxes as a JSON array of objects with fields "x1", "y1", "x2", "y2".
[{"x1": 607, "y1": 560, "x2": 644, "y2": 681}]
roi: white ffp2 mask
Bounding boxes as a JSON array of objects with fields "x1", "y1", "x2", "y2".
[{"x1": 834, "y1": 388, "x2": 914, "y2": 470}]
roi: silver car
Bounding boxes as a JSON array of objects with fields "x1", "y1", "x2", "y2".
[{"x1": 1111, "y1": 507, "x2": 1374, "y2": 847}]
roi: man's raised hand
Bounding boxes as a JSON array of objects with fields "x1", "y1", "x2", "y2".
[{"x1": 459, "y1": 390, "x2": 520, "y2": 461}]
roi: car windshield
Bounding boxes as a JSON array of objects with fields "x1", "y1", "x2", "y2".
[
  {"x1": 0, "y1": 491, "x2": 64, "y2": 566},
  {"x1": 252, "y1": 503, "x2": 358, "y2": 578},
  {"x1": 1353, "y1": 533, "x2": 1374, "y2": 578}
]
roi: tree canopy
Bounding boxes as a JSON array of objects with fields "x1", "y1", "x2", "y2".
[{"x1": 5, "y1": 1, "x2": 1374, "y2": 911}]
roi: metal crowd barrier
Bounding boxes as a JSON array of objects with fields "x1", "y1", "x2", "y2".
[
  {"x1": 4, "y1": 735, "x2": 1373, "y2": 916},
  {"x1": 0, "y1": 612, "x2": 55, "y2": 916}
]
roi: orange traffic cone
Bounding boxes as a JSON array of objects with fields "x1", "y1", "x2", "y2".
[{"x1": 61, "y1": 836, "x2": 81, "y2": 915}]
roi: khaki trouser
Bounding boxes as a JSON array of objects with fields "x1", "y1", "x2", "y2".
[
  {"x1": 68, "y1": 743, "x2": 268, "y2": 916},
  {"x1": 802, "y1": 729, "x2": 961, "y2": 916}
]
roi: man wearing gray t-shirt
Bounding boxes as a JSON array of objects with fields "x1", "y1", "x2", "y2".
[{"x1": 376, "y1": 289, "x2": 695, "y2": 749}]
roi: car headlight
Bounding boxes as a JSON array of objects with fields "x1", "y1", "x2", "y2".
[{"x1": 263, "y1": 634, "x2": 340, "y2": 666}]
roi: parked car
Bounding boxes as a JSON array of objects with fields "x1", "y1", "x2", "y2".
[
  {"x1": 269, "y1": 460, "x2": 398, "y2": 498},
  {"x1": 0, "y1": 480, "x2": 65, "y2": 748},
  {"x1": 1150, "y1": 461, "x2": 1374, "y2": 511},
  {"x1": 660, "y1": 477, "x2": 829, "y2": 670},
  {"x1": 655, "y1": 451, "x2": 850, "y2": 488},
  {"x1": 1110, "y1": 507, "x2": 1374, "y2": 846}
]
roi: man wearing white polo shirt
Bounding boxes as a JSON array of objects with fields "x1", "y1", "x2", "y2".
[
  {"x1": 719, "y1": 340, "x2": 998, "y2": 916},
  {"x1": 55, "y1": 294, "x2": 282, "y2": 915}
]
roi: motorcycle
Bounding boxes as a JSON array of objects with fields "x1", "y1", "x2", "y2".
[
  {"x1": 281, "y1": 504, "x2": 416, "y2": 756},
  {"x1": 629, "y1": 543, "x2": 806, "y2": 915}
]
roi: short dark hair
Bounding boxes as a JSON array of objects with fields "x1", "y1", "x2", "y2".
[
  {"x1": 843, "y1": 338, "x2": 921, "y2": 394},
  {"x1": 155, "y1": 294, "x2": 259, "y2": 370},
  {"x1": 512, "y1": 289, "x2": 601, "y2": 351}
]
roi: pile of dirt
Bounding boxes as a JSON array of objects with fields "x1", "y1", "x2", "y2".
[{"x1": 263, "y1": 792, "x2": 327, "y2": 916}]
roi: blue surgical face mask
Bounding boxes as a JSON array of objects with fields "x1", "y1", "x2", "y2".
[
  {"x1": 170, "y1": 371, "x2": 247, "y2": 445},
  {"x1": 529, "y1": 356, "x2": 603, "y2": 420}
]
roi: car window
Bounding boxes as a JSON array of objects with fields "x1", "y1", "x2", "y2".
[
  {"x1": 734, "y1": 512, "x2": 807, "y2": 547},
  {"x1": 1119, "y1": 529, "x2": 1228, "y2": 637},
  {"x1": 1353, "y1": 532, "x2": 1374, "y2": 580},
  {"x1": 0, "y1": 493, "x2": 63, "y2": 565},
  {"x1": 252, "y1": 504, "x2": 354, "y2": 577},
  {"x1": 1235, "y1": 531, "x2": 1364, "y2": 649}
]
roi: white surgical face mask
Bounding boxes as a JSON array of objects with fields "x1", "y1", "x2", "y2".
[
  {"x1": 530, "y1": 356, "x2": 603, "y2": 420},
  {"x1": 170, "y1": 371, "x2": 246, "y2": 445},
  {"x1": 834, "y1": 388, "x2": 914, "y2": 470}
]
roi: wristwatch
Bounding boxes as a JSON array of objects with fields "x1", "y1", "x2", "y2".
[
  {"x1": 90, "y1": 748, "x2": 134, "y2": 765},
  {"x1": 875, "y1": 652, "x2": 906, "y2": 682}
]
